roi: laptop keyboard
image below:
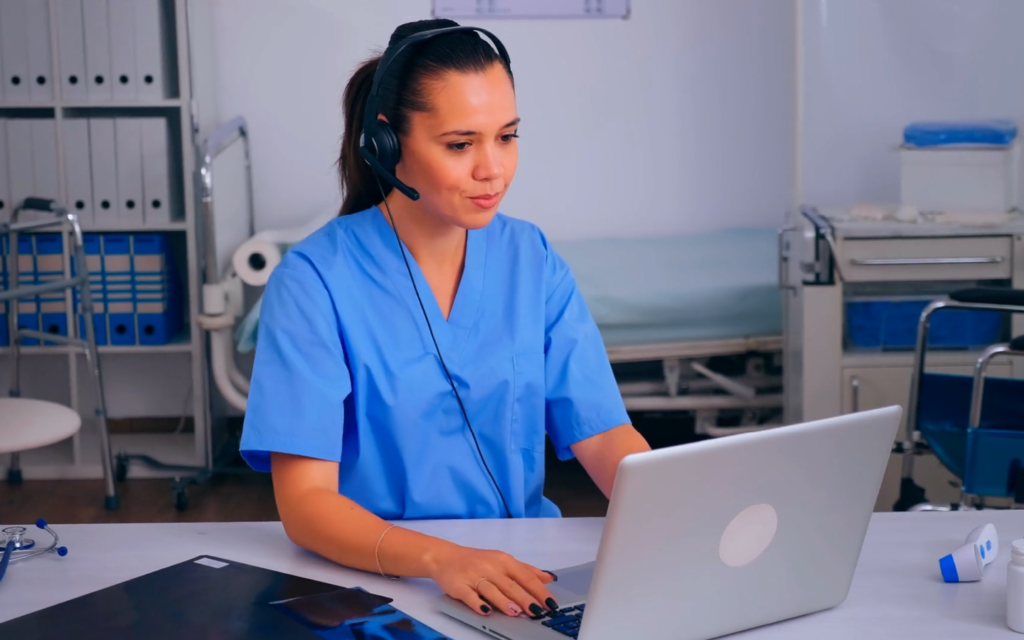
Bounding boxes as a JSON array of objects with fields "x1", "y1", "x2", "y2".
[{"x1": 531, "y1": 603, "x2": 586, "y2": 638}]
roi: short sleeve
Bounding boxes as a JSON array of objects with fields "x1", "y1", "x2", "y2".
[
  {"x1": 239, "y1": 252, "x2": 352, "y2": 472},
  {"x1": 542, "y1": 239, "x2": 631, "y2": 461}
]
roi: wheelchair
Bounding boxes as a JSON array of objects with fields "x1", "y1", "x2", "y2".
[{"x1": 895, "y1": 287, "x2": 1024, "y2": 511}]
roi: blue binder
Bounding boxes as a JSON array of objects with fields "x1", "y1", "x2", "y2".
[
  {"x1": 16, "y1": 235, "x2": 40, "y2": 346},
  {"x1": 73, "y1": 233, "x2": 106, "y2": 345},
  {"x1": 102, "y1": 234, "x2": 135, "y2": 346},
  {"x1": 35, "y1": 233, "x2": 69, "y2": 343},
  {"x1": 132, "y1": 233, "x2": 182, "y2": 345},
  {"x1": 0, "y1": 236, "x2": 8, "y2": 347}
]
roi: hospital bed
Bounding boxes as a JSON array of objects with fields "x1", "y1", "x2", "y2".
[
  {"x1": 552, "y1": 230, "x2": 784, "y2": 435},
  {"x1": 197, "y1": 118, "x2": 785, "y2": 439}
]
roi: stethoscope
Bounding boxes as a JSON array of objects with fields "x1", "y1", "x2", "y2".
[{"x1": 0, "y1": 519, "x2": 67, "y2": 583}]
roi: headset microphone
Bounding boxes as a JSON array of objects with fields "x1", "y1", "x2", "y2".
[{"x1": 358, "y1": 144, "x2": 420, "y2": 201}]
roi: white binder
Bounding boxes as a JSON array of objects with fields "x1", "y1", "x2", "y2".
[
  {"x1": 0, "y1": 0, "x2": 31, "y2": 103},
  {"x1": 115, "y1": 118, "x2": 143, "y2": 226},
  {"x1": 141, "y1": 117, "x2": 171, "y2": 225},
  {"x1": 26, "y1": 1, "x2": 53, "y2": 103},
  {"x1": 63, "y1": 118, "x2": 94, "y2": 226},
  {"x1": 31, "y1": 119, "x2": 59, "y2": 201},
  {"x1": 6, "y1": 119, "x2": 34, "y2": 210},
  {"x1": 82, "y1": 0, "x2": 113, "y2": 102},
  {"x1": 56, "y1": 0, "x2": 89, "y2": 103},
  {"x1": 0, "y1": 119, "x2": 9, "y2": 217},
  {"x1": 107, "y1": 0, "x2": 137, "y2": 101},
  {"x1": 88, "y1": 118, "x2": 118, "y2": 226},
  {"x1": 134, "y1": 0, "x2": 169, "y2": 101}
]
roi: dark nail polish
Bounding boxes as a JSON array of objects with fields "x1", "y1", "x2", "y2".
[
  {"x1": 480, "y1": 604, "x2": 491, "y2": 614},
  {"x1": 529, "y1": 603, "x2": 544, "y2": 616},
  {"x1": 544, "y1": 569, "x2": 559, "y2": 581},
  {"x1": 545, "y1": 597, "x2": 558, "y2": 611}
]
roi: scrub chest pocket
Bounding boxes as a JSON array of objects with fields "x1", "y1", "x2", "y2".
[{"x1": 512, "y1": 352, "x2": 546, "y2": 453}]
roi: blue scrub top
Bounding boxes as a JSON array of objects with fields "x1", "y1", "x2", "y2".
[{"x1": 239, "y1": 206, "x2": 629, "y2": 520}]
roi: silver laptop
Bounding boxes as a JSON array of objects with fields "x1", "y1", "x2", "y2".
[{"x1": 439, "y1": 405, "x2": 902, "y2": 640}]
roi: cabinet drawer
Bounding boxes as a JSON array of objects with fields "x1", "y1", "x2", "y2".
[
  {"x1": 838, "y1": 236, "x2": 1012, "y2": 282},
  {"x1": 842, "y1": 363, "x2": 1014, "y2": 444}
]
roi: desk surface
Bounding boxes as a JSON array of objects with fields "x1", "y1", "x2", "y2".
[{"x1": 2, "y1": 512, "x2": 1024, "y2": 638}]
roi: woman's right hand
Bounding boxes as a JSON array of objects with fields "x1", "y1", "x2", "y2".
[{"x1": 426, "y1": 542, "x2": 560, "y2": 618}]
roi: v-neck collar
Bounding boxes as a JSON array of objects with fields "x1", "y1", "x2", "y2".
[{"x1": 368, "y1": 207, "x2": 487, "y2": 359}]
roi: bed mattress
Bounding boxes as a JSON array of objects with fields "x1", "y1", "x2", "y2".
[{"x1": 552, "y1": 227, "x2": 783, "y2": 347}]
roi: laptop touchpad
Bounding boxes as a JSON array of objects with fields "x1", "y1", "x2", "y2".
[{"x1": 549, "y1": 562, "x2": 595, "y2": 602}]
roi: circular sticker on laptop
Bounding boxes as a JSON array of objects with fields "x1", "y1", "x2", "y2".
[{"x1": 719, "y1": 503, "x2": 778, "y2": 568}]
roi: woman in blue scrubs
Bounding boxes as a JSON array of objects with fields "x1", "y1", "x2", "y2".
[{"x1": 240, "y1": 18, "x2": 651, "y2": 620}]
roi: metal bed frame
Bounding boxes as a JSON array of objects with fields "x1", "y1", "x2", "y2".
[{"x1": 608, "y1": 335, "x2": 784, "y2": 436}]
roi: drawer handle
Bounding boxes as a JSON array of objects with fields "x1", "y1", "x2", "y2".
[
  {"x1": 851, "y1": 376, "x2": 860, "y2": 414},
  {"x1": 849, "y1": 256, "x2": 1005, "y2": 266}
]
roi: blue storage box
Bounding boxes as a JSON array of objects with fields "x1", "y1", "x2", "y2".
[{"x1": 846, "y1": 297, "x2": 1003, "y2": 350}]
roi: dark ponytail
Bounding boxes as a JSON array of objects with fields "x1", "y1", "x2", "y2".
[
  {"x1": 336, "y1": 19, "x2": 513, "y2": 216},
  {"x1": 338, "y1": 56, "x2": 384, "y2": 217}
]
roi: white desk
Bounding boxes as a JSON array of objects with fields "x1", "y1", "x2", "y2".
[{"x1": 2, "y1": 512, "x2": 1024, "y2": 638}]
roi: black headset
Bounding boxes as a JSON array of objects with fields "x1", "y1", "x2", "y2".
[
  {"x1": 359, "y1": 26, "x2": 516, "y2": 519},
  {"x1": 358, "y1": 25, "x2": 513, "y2": 202}
]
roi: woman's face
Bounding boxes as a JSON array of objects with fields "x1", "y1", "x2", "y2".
[{"x1": 395, "y1": 62, "x2": 518, "y2": 230}]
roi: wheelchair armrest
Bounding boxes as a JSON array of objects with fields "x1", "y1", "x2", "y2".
[
  {"x1": 950, "y1": 287, "x2": 1024, "y2": 307},
  {"x1": 1011, "y1": 335, "x2": 1024, "y2": 351}
]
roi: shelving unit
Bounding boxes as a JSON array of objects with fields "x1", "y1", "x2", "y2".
[{"x1": 0, "y1": 0, "x2": 214, "y2": 484}]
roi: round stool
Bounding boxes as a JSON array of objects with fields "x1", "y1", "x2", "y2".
[{"x1": 0, "y1": 398, "x2": 82, "y2": 484}]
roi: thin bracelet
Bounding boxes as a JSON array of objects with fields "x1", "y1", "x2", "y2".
[{"x1": 375, "y1": 524, "x2": 401, "y2": 580}]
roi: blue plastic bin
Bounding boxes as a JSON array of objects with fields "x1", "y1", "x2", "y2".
[{"x1": 846, "y1": 297, "x2": 1003, "y2": 350}]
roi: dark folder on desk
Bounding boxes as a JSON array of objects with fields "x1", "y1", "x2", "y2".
[{"x1": 0, "y1": 555, "x2": 452, "y2": 640}]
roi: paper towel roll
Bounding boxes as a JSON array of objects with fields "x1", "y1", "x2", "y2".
[
  {"x1": 233, "y1": 237, "x2": 284, "y2": 286},
  {"x1": 230, "y1": 208, "x2": 337, "y2": 286}
]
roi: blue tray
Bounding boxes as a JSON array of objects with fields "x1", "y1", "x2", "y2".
[{"x1": 904, "y1": 119, "x2": 1018, "y2": 147}]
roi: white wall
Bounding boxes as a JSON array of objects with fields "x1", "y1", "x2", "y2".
[
  {"x1": 798, "y1": 0, "x2": 1024, "y2": 206},
  {"x1": 209, "y1": 0, "x2": 796, "y2": 241}
]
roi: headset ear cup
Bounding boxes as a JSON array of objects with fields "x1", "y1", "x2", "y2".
[{"x1": 372, "y1": 120, "x2": 401, "y2": 171}]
